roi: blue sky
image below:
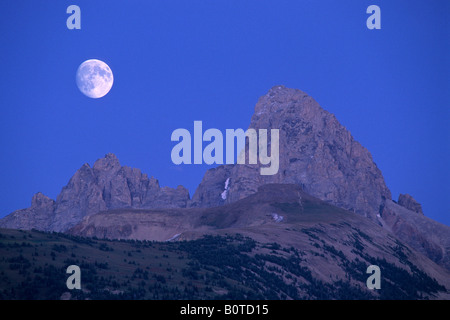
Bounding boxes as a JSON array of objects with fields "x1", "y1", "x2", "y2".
[{"x1": 0, "y1": 1, "x2": 448, "y2": 225}]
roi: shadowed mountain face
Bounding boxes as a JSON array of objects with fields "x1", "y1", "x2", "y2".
[
  {"x1": 68, "y1": 184, "x2": 385, "y2": 241},
  {"x1": 0, "y1": 86, "x2": 448, "y2": 272},
  {"x1": 70, "y1": 183, "x2": 311, "y2": 240}
]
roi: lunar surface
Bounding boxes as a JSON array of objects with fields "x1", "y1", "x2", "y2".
[{"x1": 76, "y1": 59, "x2": 113, "y2": 98}]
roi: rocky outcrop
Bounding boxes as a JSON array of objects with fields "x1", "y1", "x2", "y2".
[
  {"x1": 51, "y1": 162, "x2": 107, "y2": 232},
  {"x1": 381, "y1": 200, "x2": 450, "y2": 270},
  {"x1": 0, "y1": 193, "x2": 56, "y2": 231},
  {"x1": 0, "y1": 153, "x2": 190, "y2": 232},
  {"x1": 189, "y1": 165, "x2": 234, "y2": 208},
  {"x1": 194, "y1": 86, "x2": 392, "y2": 220},
  {"x1": 398, "y1": 194, "x2": 424, "y2": 215}
]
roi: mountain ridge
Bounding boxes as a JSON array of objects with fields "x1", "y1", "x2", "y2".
[
  {"x1": 1, "y1": 86, "x2": 448, "y2": 272},
  {"x1": 0, "y1": 153, "x2": 190, "y2": 232}
]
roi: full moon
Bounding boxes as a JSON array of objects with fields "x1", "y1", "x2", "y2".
[{"x1": 76, "y1": 59, "x2": 113, "y2": 98}]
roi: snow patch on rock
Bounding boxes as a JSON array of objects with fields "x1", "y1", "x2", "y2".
[
  {"x1": 221, "y1": 178, "x2": 230, "y2": 200},
  {"x1": 271, "y1": 213, "x2": 284, "y2": 223},
  {"x1": 166, "y1": 233, "x2": 181, "y2": 242}
]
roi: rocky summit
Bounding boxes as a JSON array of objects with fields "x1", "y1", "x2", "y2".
[
  {"x1": 193, "y1": 85, "x2": 391, "y2": 222},
  {"x1": 0, "y1": 153, "x2": 189, "y2": 232}
]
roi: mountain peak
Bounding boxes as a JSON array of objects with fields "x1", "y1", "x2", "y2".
[
  {"x1": 398, "y1": 193, "x2": 424, "y2": 215},
  {"x1": 195, "y1": 85, "x2": 392, "y2": 221},
  {"x1": 93, "y1": 153, "x2": 121, "y2": 172},
  {"x1": 31, "y1": 192, "x2": 54, "y2": 208},
  {"x1": 105, "y1": 152, "x2": 118, "y2": 160},
  {"x1": 254, "y1": 86, "x2": 311, "y2": 117}
]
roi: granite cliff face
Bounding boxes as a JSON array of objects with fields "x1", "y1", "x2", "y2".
[
  {"x1": 193, "y1": 86, "x2": 392, "y2": 222},
  {"x1": 0, "y1": 153, "x2": 189, "y2": 232}
]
